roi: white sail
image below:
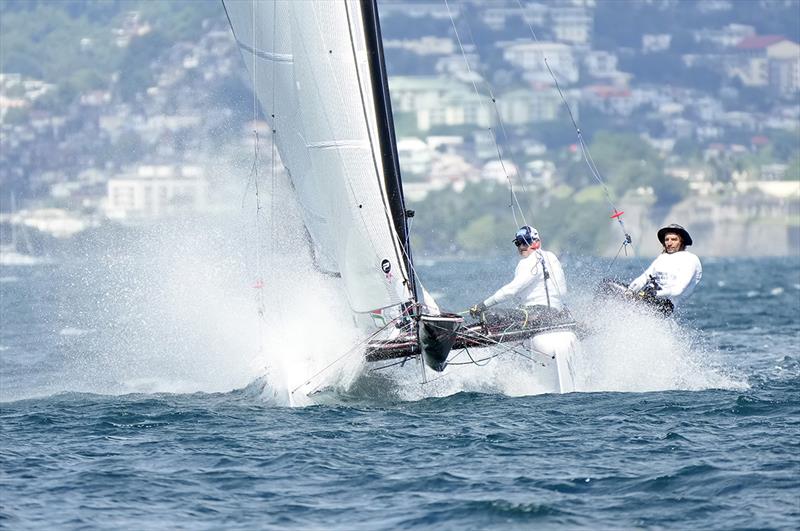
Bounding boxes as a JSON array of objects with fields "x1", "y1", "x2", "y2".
[{"x1": 223, "y1": 0, "x2": 414, "y2": 315}]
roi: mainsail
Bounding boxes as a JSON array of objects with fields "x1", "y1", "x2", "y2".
[{"x1": 223, "y1": 0, "x2": 416, "y2": 319}]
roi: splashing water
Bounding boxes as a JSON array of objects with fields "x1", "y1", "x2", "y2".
[
  {"x1": 570, "y1": 297, "x2": 747, "y2": 393},
  {"x1": 44, "y1": 165, "x2": 745, "y2": 406}
]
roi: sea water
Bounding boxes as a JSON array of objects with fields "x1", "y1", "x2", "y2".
[{"x1": 1, "y1": 239, "x2": 798, "y2": 528}]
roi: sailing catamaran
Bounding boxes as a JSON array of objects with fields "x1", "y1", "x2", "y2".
[{"x1": 222, "y1": 0, "x2": 579, "y2": 390}]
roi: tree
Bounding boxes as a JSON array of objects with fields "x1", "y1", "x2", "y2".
[
  {"x1": 116, "y1": 31, "x2": 168, "y2": 102},
  {"x1": 786, "y1": 155, "x2": 800, "y2": 181}
]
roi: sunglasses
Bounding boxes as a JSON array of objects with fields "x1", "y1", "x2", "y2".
[{"x1": 514, "y1": 238, "x2": 539, "y2": 247}]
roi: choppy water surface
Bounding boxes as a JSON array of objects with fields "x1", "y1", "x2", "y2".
[{"x1": 1, "y1": 250, "x2": 798, "y2": 529}]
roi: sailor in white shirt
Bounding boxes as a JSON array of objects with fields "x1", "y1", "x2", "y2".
[
  {"x1": 470, "y1": 226, "x2": 567, "y2": 316},
  {"x1": 627, "y1": 224, "x2": 702, "y2": 308}
]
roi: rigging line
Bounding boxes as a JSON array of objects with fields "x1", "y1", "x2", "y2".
[
  {"x1": 447, "y1": 348, "x2": 500, "y2": 366},
  {"x1": 514, "y1": 0, "x2": 633, "y2": 253},
  {"x1": 607, "y1": 240, "x2": 628, "y2": 274},
  {"x1": 446, "y1": 326, "x2": 534, "y2": 360},
  {"x1": 270, "y1": 0, "x2": 278, "y2": 270},
  {"x1": 464, "y1": 347, "x2": 493, "y2": 366},
  {"x1": 249, "y1": 0, "x2": 265, "y2": 318},
  {"x1": 459, "y1": 4, "x2": 537, "y2": 220},
  {"x1": 291, "y1": 313, "x2": 406, "y2": 395},
  {"x1": 443, "y1": 0, "x2": 527, "y2": 229},
  {"x1": 446, "y1": 325, "x2": 550, "y2": 365},
  {"x1": 368, "y1": 356, "x2": 417, "y2": 372}
]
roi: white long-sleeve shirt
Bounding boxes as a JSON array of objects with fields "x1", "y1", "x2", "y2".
[
  {"x1": 628, "y1": 250, "x2": 702, "y2": 307},
  {"x1": 483, "y1": 250, "x2": 567, "y2": 310}
]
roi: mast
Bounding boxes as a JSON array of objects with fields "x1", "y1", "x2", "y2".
[{"x1": 359, "y1": 0, "x2": 419, "y2": 306}]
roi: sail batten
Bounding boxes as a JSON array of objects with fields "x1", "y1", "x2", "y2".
[
  {"x1": 235, "y1": 40, "x2": 292, "y2": 63},
  {"x1": 307, "y1": 140, "x2": 370, "y2": 150}
]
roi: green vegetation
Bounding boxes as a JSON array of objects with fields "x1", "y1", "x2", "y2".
[
  {"x1": 787, "y1": 156, "x2": 800, "y2": 181},
  {"x1": 0, "y1": 4, "x2": 118, "y2": 93},
  {"x1": 409, "y1": 181, "x2": 611, "y2": 256},
  {"x1": 562, "y1": 132, "x2": 688, "y2": 208},
  {"x1": 0, "y1": 0, "x2": 222, "y2": 104}
]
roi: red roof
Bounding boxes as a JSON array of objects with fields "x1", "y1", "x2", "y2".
[
  {"x1": 751, "y1": 135, "x2": 770, "y2": 146},
  {"x1": 736, "y1": 35, "x2": 786, "y2": 50},
  {"x1": 586, "y1": 85, "x2": 631, "y2": 98}
]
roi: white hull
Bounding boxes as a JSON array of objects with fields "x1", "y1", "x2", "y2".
[{"x1": 529, "y1": 330, "x2": 580, "y2": 393}]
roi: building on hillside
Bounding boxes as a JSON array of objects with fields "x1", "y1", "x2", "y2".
[
  {"x1": 388, "y1": 76, "x2": 467, "y2": 113},
  {"x1": 693, "y1": 24, "x2": 755, "y2": 49},
  {"x1": 104, "y1": 164, "x2": 208, "y2": 221},
  {"x1": 383, "y1": 37, "x2": 455, "y2": 56},
  {"x1": 496, "y1": 87, "x2": 563, "y2": 125},
  {"x1": 642, "y1": 34, "x2": 671, "y2": 53},
  {"x1": 481, "y1": 6, "x2": 524, "y2": 31},
  {"x1": 378, "y1": 1, "x2": 454, "y2": 19},
  {"x1": 523, "y1": 159, "x2": 555, "y2": 188},
  {"x1": 436, "y1": 54, "x2": 482, "y2": 78},
  {"x1": 550, "y1": 5, "x2": 592, "y2": 46},
  {"x1": 415, "y1": 92, "x2": 493, "y2": 132},
  {"x1": 767, "y1": 40, "x2": 800, "y2": 98},
  {"x1": 429, "y1": 152, "x2": 479, "y2": 186},
  {"x1": 582, "y1": 85, "x2": 635, "y2": 116},
  {"x1": 501, "y1": 41, "x2": 579, "y2": 85},
  {"x1": 481, "y1": 160, "x2": 518, "y2": 184},
  {"x1": 729, "y1": 36, "x2": 800, "y2": 97},
  {"x1": 397, "y1": 137, "x2": 433, "y2": 177}
]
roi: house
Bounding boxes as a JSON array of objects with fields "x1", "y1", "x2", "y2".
[
  {"x1": 582, "y1": 85, "x2": 635, "y2": 116},
  {"x1": 694, "y1": 24, "x2": 755, "y2": 49},
  {"x1": 481, "y1": 7, "x2": 524, "y2": 31},
  {"x1": 496, "y1": 87, "x2": 562, "y2": 125},
  {"x1": 481, "y1": 160, "x2": 518, "y2": 184},
  {"x1": 383, "y1": 37, "x2": 455, "y2": 56},
  {"x1": 642, "y1": 34, "x2": 671, "y2": 53},
  {"x1": 415, "y1": 92, "x2": 493, "y2": 132},
  {"x1": 397, "y1": 137, "x2": 432, "y2": 177},
  {"x1": 378, "y1": 2, "x2": 454, "y2": 19},
  {"x1": 729, "y1": 36, "x2": 800, "y2": 97},
  {"x1": 549, "y1": 6, "x2": 592, "y2": 46},
  {"x1": 388, "y1": 76, "x2": 467, "y2": 113},
  {"x1": 502, "y1": 41, "x2": 579, "y2": 84}
]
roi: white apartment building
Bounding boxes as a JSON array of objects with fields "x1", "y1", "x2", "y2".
[
  {"x1": 730, "y1": 36, "x2": 800, "y2": 96},
  {"x1": 550, "y1": 6, "x2": 592, "y2": 46},
  {"x1": 415, "y1": 92, "x2": 493, "y2": 131},
  {"x1": 105, "y1": 164, "x2": 208, "y2": 221},
  {"x1": 496, "y1": 88, "x2": 562, "y2": 124},
  {"x1": 503, "y1": 42, "x2": 579, "y2": 84},
  {"x1": 768, "y1": 40, "x2": 800, "y2": 98},
  {"x1": 694, "y1": 24, "x2": 755, "y2": 49},
  {"x1": 388, "y1": 77, "x2": 467, "y2": 113},
  {"x1": 397, "y1": 137, "x2": 433, "y2": 177}
]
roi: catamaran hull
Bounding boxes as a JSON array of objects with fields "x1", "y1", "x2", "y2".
[
  {"x1": 528, "y1": 329, "x2": 580, "y2": 393},
  {"x1": 365, "y1": 310, "x2": 581, "y2": 388}
]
